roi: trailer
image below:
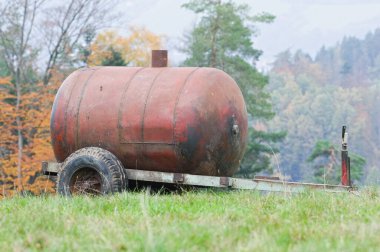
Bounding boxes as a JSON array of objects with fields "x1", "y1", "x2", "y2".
[
  {"x1": 43, "y1": 50, "x2": 355, "y2": 195},
  {"x1": 43, "y1": 126, "x2": 355, "y2": 195}
]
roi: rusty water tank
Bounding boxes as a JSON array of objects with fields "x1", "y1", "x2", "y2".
[{"x1": 50, "y1": 54, "x2": 248, "y2": 176}]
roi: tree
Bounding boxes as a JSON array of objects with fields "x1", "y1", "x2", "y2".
[
  {"x1": 87, "y1": 28, "x2": 163, "y2": 67},
  {"x1": 100, "y1": 47, "x2": 126, "y2": 66},
  {"x1": 40, "y1": 0, "x2": 120, "y2": 84},
  {"x1": 268, "y1": 39, "x2": 380, "y2": 182},
  {"x1": 0, "y1": 76, "x2": 57, "y2": 196},
  {"x1": 307, "y1": 140, "x2": 365, "y2": 184},
  {"x1": 0, "y1": 0, "x2": 43, "y2": 191},
  {"x1": 0, "y1": 77, "x2": 15, "y2": 196},
  {"x1": 181, "y1": 0, "x2": 284, "y2": 176}
]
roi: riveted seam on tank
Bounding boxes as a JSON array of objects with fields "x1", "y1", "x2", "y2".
[
  {"x1": 117, "y1": 67, "x2": 145, "y2": 143},
  {"x1": 172, "y1": 67, "x2": 201, "y2": 145},
  {"x1": 141, "y1": 68, "x2": 166, "y2": 143},
  {"x1": 137, "y1": 68, "x2": 166, "y2": 170},
  {"x1": 118, "y1": 142, "x2": 175, "y2": 145},
  {"x1": 172, "y1": 67, "x2": 201, "y2": 172},
  {"x1": 75, "y1": 68, "x2": 100, "y2": 150}
]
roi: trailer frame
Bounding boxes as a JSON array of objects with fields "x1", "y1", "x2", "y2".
[
  {"x1": 42, "y1": 126, "x2": 356, "y2": 194},
  {"x1": 42, "y1": 164, "x2": 355, "y2": 194}
]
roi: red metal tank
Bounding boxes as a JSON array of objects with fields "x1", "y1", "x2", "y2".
[{"x1": 50, "y1": 66, "x2": 248, "y2": 176}]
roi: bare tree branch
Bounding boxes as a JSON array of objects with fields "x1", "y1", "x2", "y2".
[{"x1": 40, "y1": 0, "x2": 120, "y2": 85}]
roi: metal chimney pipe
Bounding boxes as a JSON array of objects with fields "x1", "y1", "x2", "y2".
[{"x1": 152, "y1": 50, "x2": 168, "y2": 67}]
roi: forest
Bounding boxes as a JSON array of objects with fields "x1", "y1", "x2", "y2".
[
  {"x1": 268, "y1": 29, "x2": 380, "y2": 185},
  {"x1": 0, "y1": 0, "x2": 379, "y2": 197}
]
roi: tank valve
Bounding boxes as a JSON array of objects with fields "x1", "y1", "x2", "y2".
[
  {"x1": 232, "y1": 124, "x2": 239, "y2": 136},
  {"x1": 231, "y1": 115, "x2": 239, "y2": 136}
]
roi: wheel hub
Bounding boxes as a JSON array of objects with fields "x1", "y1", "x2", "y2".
[{"x1": 69, "y1": 168, "x2": 102, "y2": 195}]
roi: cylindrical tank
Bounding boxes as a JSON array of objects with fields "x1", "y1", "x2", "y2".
[{"x1": 50, "y1": 67, "x2": 248, "y2": 176}]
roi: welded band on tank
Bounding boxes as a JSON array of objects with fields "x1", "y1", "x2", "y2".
[
  {"x1": 121, "y1": 142, "x2": 175, "y2": 145},
  {"x1": 117, "y1": 67, "x2": 145, "y2": 143},
  {"x1": 172, "y1": 67, "x2": 201, "y2": 144},
  {"x1": 75, "y1": 68, "x2": 100, "y2": 149},
  {"x1": 141, "y1": 68, "x2": 166, "y2": 142},
  {"x1": 62, "y1": 70, "x2": 81, "y2": 154}
]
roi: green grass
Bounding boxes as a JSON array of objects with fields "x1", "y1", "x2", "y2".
[{"x1": 0, "y1": 188, "x2": 379, "y2": 251}]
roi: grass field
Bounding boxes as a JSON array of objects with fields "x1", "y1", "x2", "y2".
[{"x1": 0, "y1": 188, "x2": 379, "y2": 251}]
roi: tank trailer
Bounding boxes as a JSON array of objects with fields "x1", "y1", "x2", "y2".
[{"x1": 43, "y1": 50, "x2": 354, "y2": 195}]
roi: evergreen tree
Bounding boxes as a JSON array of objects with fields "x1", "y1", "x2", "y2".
[
  {"x1": 182, "y1": 0, "x2": 285, "y2": 177},
  {"x1": 307, "y1": 140, "x2": 365, "y2": 184},
  {"x1": 100, "y1": 47, "x2": 126, "y2": 66}
]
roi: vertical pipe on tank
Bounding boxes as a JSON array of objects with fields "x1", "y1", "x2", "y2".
[{"x1": 152, "y1": 50, "x2": 168, "y2": 67}]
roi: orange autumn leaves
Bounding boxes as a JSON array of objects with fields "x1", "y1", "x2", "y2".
[
  {"x1": 0, "y1": 77, "x2": 58, "y2": 197},
  {"x1": 88, "y1": 27, "x2": 163, "y2": 67}
]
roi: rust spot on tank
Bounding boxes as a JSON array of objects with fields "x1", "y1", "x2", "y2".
[{"x1": 179, "y1": 126, "x2": 201, "y2": 161}]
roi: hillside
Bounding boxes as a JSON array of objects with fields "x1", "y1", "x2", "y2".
[
  {"x1": 268, "y1": 28, "x2": 380, "y2": 184},
  {"x1": 1, "y1": 190, "x2": 379, "y2": 251}
]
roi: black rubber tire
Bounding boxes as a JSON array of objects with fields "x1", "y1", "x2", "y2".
[{"x1": 57, "y1": 147, "x2": 127, "y2": 196}]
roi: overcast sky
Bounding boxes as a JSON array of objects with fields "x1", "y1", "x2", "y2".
[{"x1": 116, "y1": 0, "x2": 380, "y2": 69}]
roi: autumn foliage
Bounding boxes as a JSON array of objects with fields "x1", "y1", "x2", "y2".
[
  {"x1": 87, "y1": 27, "x2": 163, "y2": 67},
  {"x1": 0, "y1": 76, "x2": 61, "y2": 197}
]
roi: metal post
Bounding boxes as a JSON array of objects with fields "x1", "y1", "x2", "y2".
[{"x1": 341, "y1": 126, "x2": 350, "y2": 186}]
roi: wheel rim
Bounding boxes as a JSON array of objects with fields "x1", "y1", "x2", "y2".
[{"x1": 69, "y1": 168, "x2": 103, "y2": 195}]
